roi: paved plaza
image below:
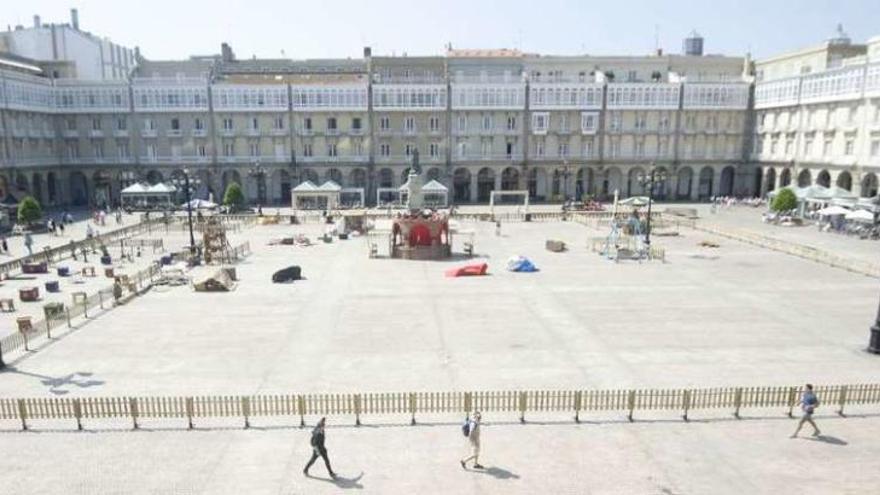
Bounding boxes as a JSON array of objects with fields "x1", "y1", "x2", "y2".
[{"x1": 0, "y1": 207, "x2": 879, "y2": 493}]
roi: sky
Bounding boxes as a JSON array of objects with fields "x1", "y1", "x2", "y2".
[{"x1": 2, "y1": 0, "x2": 879, "y2": 61}]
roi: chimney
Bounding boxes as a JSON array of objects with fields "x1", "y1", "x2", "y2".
[
  {"x1": 70, "y1": 8, "x2": 79, "y2": 30},
  {"x1": 221, "y1": 42, "x2": 235, "y2": 62},
  {"x1": 33, "y1": 15, "x2": 41, "y2": 28},
  {"x1": 363, "y1": 46, "x2": 371, "y2": 58}
]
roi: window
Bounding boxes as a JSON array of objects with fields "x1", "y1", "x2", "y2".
[
  {"x1": 558, "y1": 142, "x2": 569, "y2": 157},
  {"x1": 223, "y1": 142, "x2": 235, "y2": 156},
  {"x1": 92, "y1": 118, "x2": 101, "y2": 131},
  {"x1": 685, "y1": 114, "x2": 696, "y2": 129},
  {"x1": 405, "y1": 144, "x2": 416, "y2": 156},
  {"x1": 67, "y1": 118, "x2": 77, "y2": 131},
  {"x1": 845, "y1": 134, "x2": 855, "y2": 155},
  {"x1": 92, "y1": 142, "x2": 104, "y2": 158},
  {"x1": 507, "y1": 116, "x2": 516, "y2": 131},
  {"x1": 430, "y1": 143, "x2": 439, "y2": 157},
  {"x1": 481, "y1": 139, "x2": 491, "y2": 157},
  {"x1": 380, "y1": 143, "x2": 390, "y2": 156},
  {"x1": 531, "y1": 112, "x2": 549, "y2": 134},
  {"x1": 327, "y1": 117, "x2": 337, "y2": 130},
  {"x1": 535, "y1": 139, "x2": 545, "y2": 156},
  {"x1": 304, "y1": 117, "x2": 312, "y2": 131},
  {"x1": 303, "y1": 143, "x2": 313, "y2": 157},
  {"x1": 457, "y1": 141, "x2": 467, "y2": 157},
  {"x1": 194, "y1": 118, "x2": 204, "y2": 130},
  {"x1": 197, "y1": 144, "x2": 207, "y2": 157},
  {"x1": 634, "y1": 114, "x2": 646, "y2": 131},
  {"x1": 251, "y1": 117, "x2": 259, "y2": 130},
  {"x1": 634, "y1": 140, "x2": 644, "y2": 158},
  {"x1": 609, "y1": 113, "x2": 622, "y2": 131},
  {"x1": 584, "y1": 140, "x2": 594, "y2": 158},
  {"x1": 482, "y1": 115, "x2": 493, "y2": 131},
  {"x1": 404, "y1": 117, "x2": 415, "y2": 132},
  {"x1": 823, "y1": 138, "x2": 832, "y2": 156},
  {"x1": 116, "y1": 118, "x2": 127, "y2": 131},
  {"x1": 784, "y1": 139, "x2": 793, "y2": 156},
  {"x1": 222, "y1": 118, "x2": 233, "y2": 131},
  {"x1": 117, "y1": 141, "x2": 129, "y2": 158},
  {"x1": 871, "y1": 138, "x2": 880, "y2": 157},
  {"x1": 429, "y1": 116, "x2": 440, "y2": 132},
  {"x1": 249, "y1": 142, "x2": 260, "y2": 157},
  {"x1": 559, "y1": 114, "x2": 569, "y2": 132},
  {"x1": 171, "y1": 118, "x2": 180, "y2": 130},
  {"x1": 352, "y1": 117, "x2": 362, "y2": 130},
  {"x1": 354, "y1": 140, "x2": 364, "y2": 156},
  {"x1": 274, "y1": 117, "x2": 284, "y2": 130},
  {"x1": 328, "y1": 144, "x2": 338, "y2": 157},
  {"x1": 804, "y1": 138, "x2": 813, "y2": 156},
  {"x1": 144, "y1": 118, "x2": 156, "y2": 131},
  {"x1": 627, "y1": 70, "x2": 637, "y2": 82},
  {"x1": 457, "y1": 115, "x2": 467, "y2": 131},
  {"x1": 380, "y1": 116, "x2": 390, "y2": 131},
  {"x1": 146, "y1": 143, "x2": 157, "y2": 160}
]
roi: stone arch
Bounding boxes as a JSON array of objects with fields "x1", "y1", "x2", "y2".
[
  {"x1": 476, "y1": 167, "x2": 495, "y2": 202},
  {"x1": 377, "y1": 168, "x2": 394, "y2": 188},
  {"x1": 779, "y1": 168, "x2": 792, "y2": 187},
  {"x1": 325, "y1": 168, "x2": 343, "y2": 185},
  {"x1": 861, "y1": 172, "x2": 879, "y2": 198},
  {"x1": 698, "y1": 166, "x2": 714, "y2": 199},
  {"x1": 15, "y1": 173, "x2": 29, "y2": 194},
  {"x1": 836, "y1": 170, "x2": 852, "y2": 191},
  {"x1": 196, "y1": 169, "x2": 216, "y2": 200},
  {"x1": 627, "y1": 167, "x2": 646, "y2": 197},
  {"x1": 528, "y1": 167, "x2": 548, "y2": 199},
  {"x1": 676, "y1": 166, "x2": 694, "y2": 199},
  {"x1": 31, "y1": 173, "x2": 44, "y2": 203},
  {"x1": 425, "y1": 167, "x2": 443, "y2": 185},
  {"x1": 222, "y1": 170, "x2": 242, "y2": 193},
  {"x1": 146, "y1": 170, "x2": 164, "y2": 185},
  {"x1": 720, "y1": 166, "x2": 735, "y2": 196},
  {"x1": 92, "y1": 170, "x2": 113, "y2": 207},
  {"x1": 453, "y1": 167, "x2": 471, "y2": 202},
  {"x1": 651, "y1": 167, "x2": 671, "y2": 200},
  {"x1": 349, "y1": 168, "x2": 367, "y2": 188},
  {"x1": 601, "y1": 167, "x2": 623, "y2": 198},
  {"x1": 816, "y1": 169, "x2": 831, "y2": 187},
  {"x1": 501, "y1": 167, "x2": 520, "y2": 191},
  {"x1": 69, "y1": 171, "x2": 89, "y2": 206},
  {"x1": 576, "y1": 167, "x2": 593, "y2": 199},
  {"x1": 47, "y1": 172, "x2": 58, "y2": 204},
  {"x1": 765, "y1": 167, "x2": 777, "y2": 193},
  {"x1": 797, "y1": 169, "x2": 812, "y2": 187}
]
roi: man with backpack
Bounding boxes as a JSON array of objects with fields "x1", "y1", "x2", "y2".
[
  {"x1": 791, "y1": 383, "x2": 821, "y2": 438},
  {"x1": 460, "y1": 411, "x2": 484, "y2": 470},
  {"x1": 304, "y1": 417, "x2": 336, "y2": 478}
]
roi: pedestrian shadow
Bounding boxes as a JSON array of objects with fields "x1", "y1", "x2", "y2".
[
  {"x1": 804, "y1": 435, "x2": 847, "y2": 446},
  {"x1": 471, "y1": 466, "x2": 520, "y2": 480},
  {"x1": 5, "y1": 368, "x2": 105, "y2": 395},
  {"x1": 306, "y1": 472, "x2": 364, "y2": 489}
]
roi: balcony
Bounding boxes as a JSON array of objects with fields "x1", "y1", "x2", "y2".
[
  {"x1": 141, "y1": 129, "x2": 158, "y2": 138},
  {"x1": 245, "y1": 128, "x2": 261, "y2": 137},
  {"x1": 349, "y1": 128, "x2": 365, "y2": 136},
  {"x1": 27, "y1": 129, "x2": 43, "y2": 138},
  {"x1": 113, "y1": 130, "x2": 129, "y2": 138},
  {"x1": 89, "y1": 130, "x2": 104, "y2": 138},
  {"x1": 11, "y1": 129, "x2": 26, "y2": 138},
  {"x1": 325, "y1": 129, "x2": 340, "y2": 137},
  {"x1": 299, "y1": 155, "x2": 369, "y2": 164},
  {"x1": 191, "y1": 129, "x2": 207, "y2": 137},
  {"x1": 297, "y1": 129, "x2": 314, "y2": 137},
  {"x1": 62, "y1": 130, "x2": 79, "y2": 138},
  {"x1": 219, "y1": 129, "x2": 235, "y2": 137},
  {"x1": 144, "y1": 155, "x2": 212, "y2": 164},
  {"x1": 454, "y1": 154, "x2": 519, "y2": 162},
  {"x1": 167, "y1": 129, "x2": 183, "y2": 138},
  {"x1": 269, "y1": 128, "x2": 288, "y2": 136}
]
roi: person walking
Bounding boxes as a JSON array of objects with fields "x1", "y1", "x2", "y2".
[
  {"x1": 58, "y1": 221, "x2": 65, "y2": 236},
  {"x1": 24, "y1": 232, "x2": 33, "y2": 256},
  {"x1": 1, "y1": 236, "x2": 7, "y2": 255},
  {"x1": 304, "y1": 417, "x2": 336, "y2": 478},
  {"x1": 791, "y1": 384, "x2": 821, "y2": 438},
  {"x1": 460, "y1": 411, "x2": 484, "y2": 470}
]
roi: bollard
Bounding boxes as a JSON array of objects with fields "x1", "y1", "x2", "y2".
[
  {"x1": 99, "y1": 291, "x2": 104, "y2": 310},
  {"x1": 786, "y1": 387, "x2": 797, "y2": 418},
  {"x1": 242, "y1": 397, "x2": 251, "y2": 429},
  {"x1": 626, "y1": 390, "x2": 636, "y2": 422},
  {"x1": 186, "y1": 397, "x2": 194, "y2": 430},
  {"x1": 18, "y1": 399, "x2": 28, "y2": 431},
  {"x1": 354, "y1": 394, "x2": 362, "y2": 427},
  {"x1": 74, "y1": 398, "x2": 83, "y2": 431},
  {"x1": 837, "y1": 386, "x2": 848, "y2": 417},
  {"x1": 130, "y1": 397, "x2": 139, "y2": 430},
  {"x1": 518, "y1": 391, "x2": 527, "y2": 424},
  {"x1": 409, "y1": 393, "x2": 417, "y2": 426},
  {"x1": 733, "y1": 388, "x2": 743, "y2": 419},
  {"x1": 573, "y1": 391, "x2": 582, "y2": 423},
  {"x1": 682, "y1": 390, "x2": 691, "y2": 422}
]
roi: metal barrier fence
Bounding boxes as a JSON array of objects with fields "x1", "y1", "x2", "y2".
[
  {"x1": 688, "y1": 223, "x2": 880, "y2": 278},
  {"x1": 0, "y1": 262, "x2": 161, "y2": 358},
  {"x1": 0, "y1": 218, "x2": 168, "y2": 278},
  {"x1": 1, "y1": 383, "x2": 877, "y2": 431}
]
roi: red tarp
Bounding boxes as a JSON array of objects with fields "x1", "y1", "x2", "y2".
[{"x1": 444, "y1": 262, "x2": 488, "y2": 278}]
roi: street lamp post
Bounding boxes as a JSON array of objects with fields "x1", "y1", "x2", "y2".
[
  {"x1": 248, "y1": 161, "x2": 266, "y2": 205},
  {"x1": 172, "y1": 169, "x2": 200, "y2": 256},
  {"x1": 637, "y1": 162, "x2": 666, "y2": 248},
  {"x1": 555, "y1": 162, "x2": 571, "y2": 202}
]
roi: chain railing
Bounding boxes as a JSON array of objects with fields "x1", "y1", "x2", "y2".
[{"x1": 0, "y1": 383, "x2": 877, "y2": 431}]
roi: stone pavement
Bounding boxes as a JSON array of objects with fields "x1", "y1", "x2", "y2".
[{"x1": 1, "y1": 412, "x2": 878, "y2": 494}]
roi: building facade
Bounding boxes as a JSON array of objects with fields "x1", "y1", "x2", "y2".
[{"x1": 1, "y1": 26, "x2": 876, "y2": 208}]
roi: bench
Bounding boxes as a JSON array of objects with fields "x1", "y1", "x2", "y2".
[
  {"x1": 82, "y1": 266, "x2": 97, "y2": 277},
  {"x1": 16, "y1": 316, "x2": 33, "y2": 333},
  {"x1": 463, "y1": 242, "x2": 474, "y2": 257},
  {"x1": 19, "y1": 287, "x2": 40, "y2": 302},
  {"x1": 22, "y1": 262, "x2": 48, "y2": 274}
]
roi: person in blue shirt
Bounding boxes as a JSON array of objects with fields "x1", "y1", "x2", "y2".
[{"x1": 791, "y1": 383, "x2": 821, "y2": 438}]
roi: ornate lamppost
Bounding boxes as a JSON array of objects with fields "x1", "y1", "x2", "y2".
[
  {"x1": 171, "y1": 169, "x2": 201, "y2": 255},
  {"x1": 636, "y1": 162, "x2": 667, "y2": 248},
  {"x1": 248, "y1": 161, "x2": 267, "y2": 205}
]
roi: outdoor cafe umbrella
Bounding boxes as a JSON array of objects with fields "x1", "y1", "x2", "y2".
[
  {"x1": 182, "y1": 198, "x2": 217, "y2": 209},
  {"x1": 845, "y1": 209, "x2": 875, "y2": 223},
  {"x1": 817, "y1": 205, "x2": 850, "y2": 216}
]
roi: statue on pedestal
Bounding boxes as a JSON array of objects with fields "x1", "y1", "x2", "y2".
[{"x1": 405, "y1": 149, "x2": 424, "y2": 211}]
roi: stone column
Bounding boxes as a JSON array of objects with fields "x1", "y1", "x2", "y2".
[{"x1": 469, "y1": 170, "x2": 478, "y2": 203}]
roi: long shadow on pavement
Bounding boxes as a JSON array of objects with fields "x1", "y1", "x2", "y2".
[{"x1": 304, "y1": 471, "x2": 364, "y2": 489}]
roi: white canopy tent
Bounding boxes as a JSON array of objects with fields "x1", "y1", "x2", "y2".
[
  {"x1": 420, "y1": 180, "x2": 449, "y2": 208},
  {"x1": 846, "y1": 209, "x2": 877, "y2": 223},
  {"x1": 121, "y1": 182, "x2": 178, "y2": 210},
  {"x1": 291, "y1": 180, "x2": 350, "y2": 210}
]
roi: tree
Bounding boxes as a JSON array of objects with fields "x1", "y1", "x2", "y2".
[
  {"x1": 17, "y1": 196, "x2": 42, "y2": 225},
  {"x1": 223, "y1": 182, "x2": 245, "y2": 211},
  {"x1": 771, "y1": 188, "x2": 797, "y2": 212}
]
